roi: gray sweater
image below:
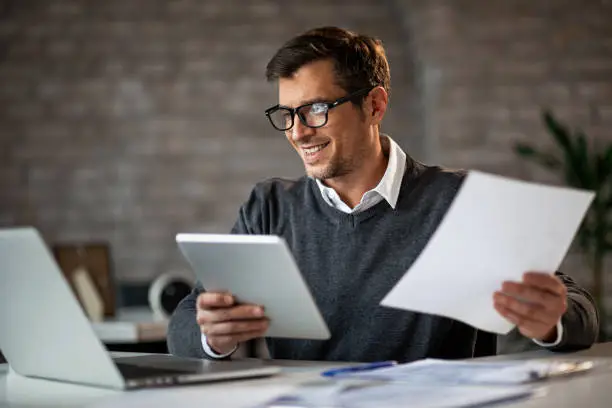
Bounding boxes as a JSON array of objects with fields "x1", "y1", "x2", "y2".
[{"x1": 167, "y1": 159, "x2": 599, "y2": 362}]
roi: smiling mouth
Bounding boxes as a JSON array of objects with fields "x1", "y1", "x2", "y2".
[{"x1": 302, "y1": 142, "x2": 330, "y2": 156}]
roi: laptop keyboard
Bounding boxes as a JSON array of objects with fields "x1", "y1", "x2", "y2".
[{"x1": 116, "y1": 362, "x2": 190, "y2": 380}]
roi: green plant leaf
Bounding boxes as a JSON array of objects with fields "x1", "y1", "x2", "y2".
[
  {"x1": 533, "y1": 110, "x2": 612, "y2": 260},
  {"x1": 543, "y1": 110, "x2": 573, "y2": 151},
  {"x1": 514, "y1": 142, "x2": 562, "y2": 170},
  {"x1": 597, "y1": 145, "x2": 612, "y2": 183},
  {"x1": 538, "y1": 154, "x2": 562, "y2": 169},
  {"x1": 573, "y1": 131, "x2": 594, "y2": 188},
  {"x1": 603, "y1": 223, "x2": 612, "y2": 251},
  {"x1": 604, "y1": 144, "x2": 612, "y2": 166},
  {"x1": 514, "y1": 143, "x2": 538, "y2": 157},
  {"x1": 542, "y1": 112, "x2": 591, "y2": 188},
  {"x1": 561, "y1": 152, "x2": 584, "y2": 188}
]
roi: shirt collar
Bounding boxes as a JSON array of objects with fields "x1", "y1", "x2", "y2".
[{"x1": 314, "y1": 134, "x2": 406, "y2": 210}]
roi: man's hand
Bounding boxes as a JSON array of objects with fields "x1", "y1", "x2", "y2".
[
  {"x1": 494, "y1": 272, "x2": 567, "y2": 342},
  {"x1": 196, "y1": 292, "x2": 269, "y2": 355}
]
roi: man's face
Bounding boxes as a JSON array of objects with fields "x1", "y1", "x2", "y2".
[{"x1": 278, "y1": 59, "x2": 371, "y2": 180}]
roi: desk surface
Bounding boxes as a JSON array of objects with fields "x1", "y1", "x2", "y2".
[
  {"x1": 92, "y1": 307, "x2": 167, "y2": 344},
  {"x1": 2, "y1": 343, "x2": 612, "y2": 408}
]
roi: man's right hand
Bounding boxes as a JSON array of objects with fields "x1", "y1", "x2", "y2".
[{"x1": 196, "y1": 292, "x2": 269, "y2": 355}]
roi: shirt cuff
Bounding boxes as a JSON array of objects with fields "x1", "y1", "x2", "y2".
[
  {"x1": 201, "y1": 334, "x2": 237, "y2": 359},
  {"x1": 531, "y1": 320, "x2": 564, "y2": 347}
]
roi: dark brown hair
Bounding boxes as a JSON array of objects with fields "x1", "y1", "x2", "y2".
[{"x1": 265, "y1": 26, "x2": 391, "y2": 104}]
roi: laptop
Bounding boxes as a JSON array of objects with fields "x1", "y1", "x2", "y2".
[{"x1": 0, "y1": 227, "x2": 280, "y2": 390}]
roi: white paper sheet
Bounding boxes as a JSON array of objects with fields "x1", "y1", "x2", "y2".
[{"x1": 381, "y1": 171, "x2": 594, "y2": 334}]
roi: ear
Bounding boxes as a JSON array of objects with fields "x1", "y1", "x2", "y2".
[{"x1": 366, "y1": 86, "x2": 388, "y2": 126}]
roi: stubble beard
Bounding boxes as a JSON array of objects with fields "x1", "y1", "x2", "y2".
[{"x1": 306, "y1": 155, "x2": 353, "y2": 180}]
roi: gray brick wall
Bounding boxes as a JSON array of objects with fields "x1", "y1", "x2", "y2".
[
  {"x1": 0, "y1": 0, "x2": 419, "y2": 282},
  {"x1": 397, "y1": 0, "x2": 612, "y2": 176},
  {"x1": 396, "y1": 0, "x2": 612, "y2": 324},
  {"x1": 1, "y1": 0, "x2": 611, "y2": 315}
]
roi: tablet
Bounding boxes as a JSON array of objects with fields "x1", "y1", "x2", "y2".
[{"x1": 176, "y1": 233, "x2": 331, "y2": 340}]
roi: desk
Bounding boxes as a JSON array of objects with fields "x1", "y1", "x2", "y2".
[
  {"x1": 92, "y1": 307, "x2": 167, "y2": 345},
  {"x1": 2, "y1": 343, "x2": 612, "y2": 408},
  {"x1": 91, "y1": 307, "x2": 169, "y2": 354}
]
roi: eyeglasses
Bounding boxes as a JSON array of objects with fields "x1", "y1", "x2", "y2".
[{"x1": 265, "y1": 87, "x2": 375, "y2": 132}]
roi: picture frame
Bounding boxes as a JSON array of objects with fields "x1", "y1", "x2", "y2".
[{"x1": 52, "y1": 242, "x2": 116, "y2": 318}]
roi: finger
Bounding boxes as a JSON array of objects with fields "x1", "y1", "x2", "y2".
[
  {"x1": 211, "y1": 329, "x2": 268, "y2": 346},
  {"x1": 205, "y1": 319, "x2": 269, "y2": 336},
  {"x1": 197, "y1": 292, "x2": 235, "y2": 309},
  {"x1": 501, "y1": 281, "x2": 563, "y2": 310},
  {"x1": 521, "y1": 272, "x2": 566, "y2": 296},
  {"x1": 494, "y1": 302, "x2": 549, "y2": 338},
  {"x1": 197, "y1": 304, "x2": 265, "y2": 325},
  {"x1": 494, "y1": 292, "x2": 558, "y2": 326}
]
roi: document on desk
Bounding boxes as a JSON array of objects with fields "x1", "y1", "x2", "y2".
[
  {"x1": 260, "y1": 379, "x2": 536, "y2": 408},
  {"x1": 344, "y1": 358, "x2": 595, "y2": 385},
  {"x1": 335, "y1": 383, "x2": 536, "y2": 408},
  {"x1": 381, "y1": 171, "x2": 594, "y2": 334}
]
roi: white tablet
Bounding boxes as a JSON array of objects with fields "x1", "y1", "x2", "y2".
[{"x1": 176, "y1": 233, "x2": 331, "y2": 340}]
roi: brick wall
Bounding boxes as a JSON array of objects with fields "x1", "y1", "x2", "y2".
[
  {"x1": 396, "y1": 0, "x2": 612, "y2": 324},
  {"x1": 1, "y1": 0, "x2": 611, "y2": 311},
  {"x1": 0, "y1": 0, "x2": 419, "y2": 282},
  {"x1": 398, "y1": 0, "x2": 612, "y2": 175}
]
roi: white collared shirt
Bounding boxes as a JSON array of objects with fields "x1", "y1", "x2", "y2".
[{"x1": 315, "y1": 135, "x2": 406, "y2": 213}]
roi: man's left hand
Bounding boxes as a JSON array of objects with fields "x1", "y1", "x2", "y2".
[{"x1": 494, "y1": 272, "x2": 567, "y2": 342}]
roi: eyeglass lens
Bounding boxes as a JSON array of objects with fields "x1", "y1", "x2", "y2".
[{"x1": 269, "y1": 103, "x2": 329, "y2": 131}]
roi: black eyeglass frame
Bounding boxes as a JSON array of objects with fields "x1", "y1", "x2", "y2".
[{"x1": 264, "y1": 86, "x2": 376, "y2": 131}]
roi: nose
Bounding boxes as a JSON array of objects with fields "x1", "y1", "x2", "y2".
[{"x1": 288, "y1": 114, "x2": 315, "y2": 142}]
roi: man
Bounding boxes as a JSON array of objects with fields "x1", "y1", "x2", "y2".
[{"x1": 167, "y1": 27, "x2": 598, "y2": 363}]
